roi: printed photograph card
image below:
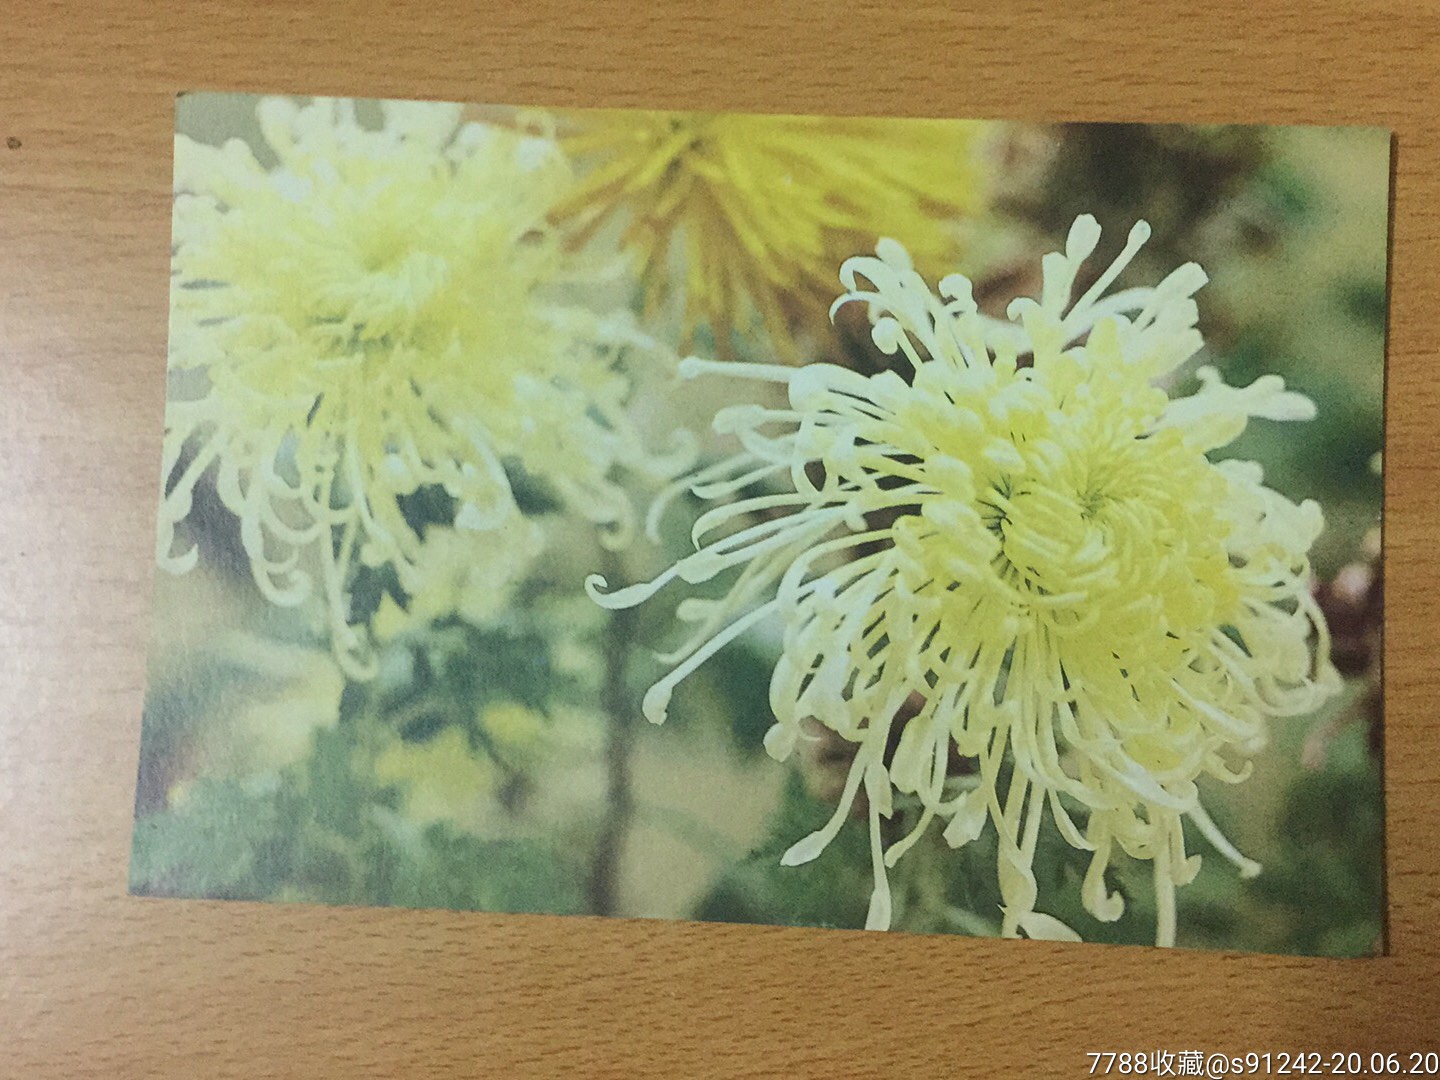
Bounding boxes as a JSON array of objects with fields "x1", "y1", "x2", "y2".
[{"x1": 133, "y1": 92, "x2": 1389, "y2": 954}]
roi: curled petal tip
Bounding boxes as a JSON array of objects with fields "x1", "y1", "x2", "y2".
[
  {"x1": 1013, "y1": 910, "x2": 1083, "y2": 943},
  {"x1": 159, "y1": 544, "x2": 200, "y2": 575},
  {"x1": 762, "y1": 722, "x2": 797, "y2": 761},
  {"x1": 641, "y1": 683, "x2": 672, "y2": 725},
  {"x1": 583, "y1": 573, "x2": 610, "y2": 601},
  {"x1": 874, "y1": 237, "x2": 912, "y2": 270},
  {"x1": 1066, "y1": 214, "x2": 1103, "y2": 259},
  {"x1": 780, "y1": 830, "x2": 829, "y2": 867}
]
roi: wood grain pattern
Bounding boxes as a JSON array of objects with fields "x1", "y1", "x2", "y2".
[{"x1": 1, "y1": 2, "x2": 1437, "y2": 1075}]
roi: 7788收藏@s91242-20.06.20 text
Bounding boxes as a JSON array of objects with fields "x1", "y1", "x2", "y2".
[{"x1": 1088, "y1": 1050, "x2": 1440, "y2": 1076}]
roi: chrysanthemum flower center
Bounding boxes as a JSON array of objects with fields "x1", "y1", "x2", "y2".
[{"x1": 196, "y1": 165, "x2": 546, "y2": 410}]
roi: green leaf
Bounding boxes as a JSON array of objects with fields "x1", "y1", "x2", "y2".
[{"x1": 130, "y1": 777, "x2": 279, "y2": 898}]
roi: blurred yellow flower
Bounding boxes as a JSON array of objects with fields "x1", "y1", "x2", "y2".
[
  {"x1": 159, "y1": 97, "x2": 680, "y2": 678},
  {"x1": 590, "y1": 216, "x2": 1340, "y2": 944},
  {"x1": 372, "y1": 703, "x2": 554, "y2": 830},
  {"x1": 374, "y1": 726, "x2": 499, "y2": 827},
  {"x1": 480, "y1": 701, "x2": 549, "y2": 765},
  {"x1": 554, "y1": 110, "x2": 989, "y2": 357}
]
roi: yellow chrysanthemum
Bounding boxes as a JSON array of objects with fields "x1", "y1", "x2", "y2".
[
  {"x1": 159, "y1": 97, "x2": 680, "y2": 677},
  {"x1": 589, "y1": 216, "x2": 1340, "y2": 945},
  {"x1": 553, "y1": 110, "x2": 989, "y2": 357}
]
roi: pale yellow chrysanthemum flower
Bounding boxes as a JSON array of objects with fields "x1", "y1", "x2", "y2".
[
  {"x1": 553, "y1": 110, "x2": 989, "y2": 357},
  {"x1": 159, "y1": 97, "x2": 679, "y2": 677},
  {"x1": 589, "y1": 216, "x2": 1340, "y2": 945}
]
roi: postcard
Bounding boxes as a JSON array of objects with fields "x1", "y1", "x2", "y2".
[{"x1": 133, "y1": 92, "x2": 1388, "y2": 954}]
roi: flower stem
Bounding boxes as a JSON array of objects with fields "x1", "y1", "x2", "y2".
[{"x1": 588, "y1": 547, "x2": 637, "y2": 916}]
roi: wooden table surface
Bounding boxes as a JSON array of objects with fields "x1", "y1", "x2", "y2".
[{"x1": 2, "y1": 2, "x2": 1438, "y2": 1076}]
